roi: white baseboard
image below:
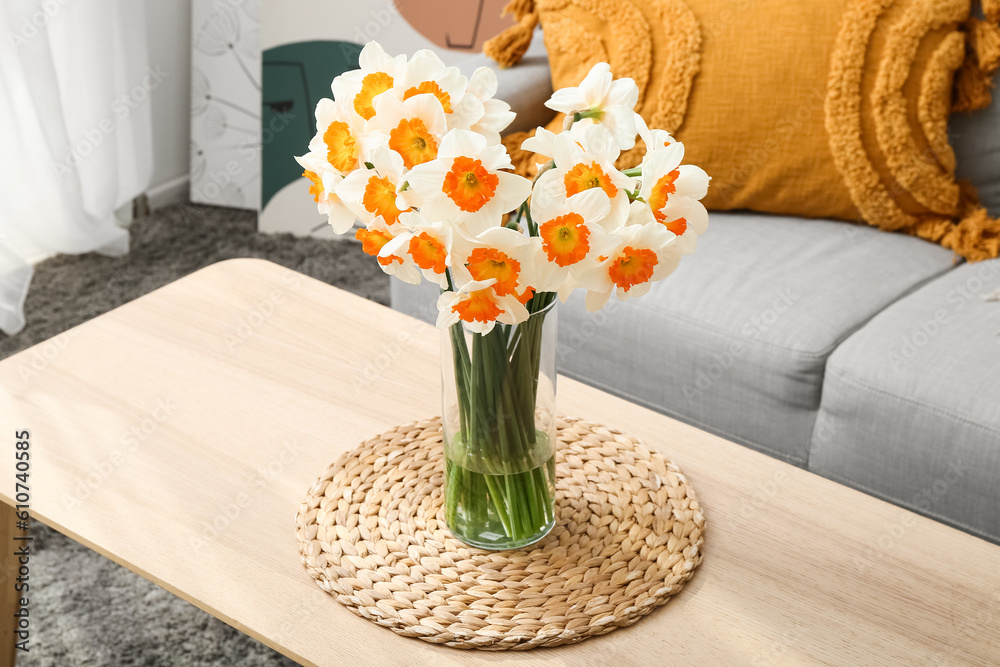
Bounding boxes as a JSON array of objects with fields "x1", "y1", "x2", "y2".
[
  {"x1": 25, "y1": 252, "x2": 56, "y2": 265},
  {"x1": 146, "y1": 174, "x2": 190, "y2": 211}
]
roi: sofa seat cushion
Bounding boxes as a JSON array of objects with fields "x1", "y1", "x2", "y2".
[
  {"x1": 390, "y1": 212, "x2": 954, "y2": 464},
  {"x1": 809, "y1": 260, "x2": 1000, "y2": 543}
]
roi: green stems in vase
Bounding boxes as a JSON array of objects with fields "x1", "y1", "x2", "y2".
[{"x1": 442, "y1": 294, "x2": 558, "y2": 550}]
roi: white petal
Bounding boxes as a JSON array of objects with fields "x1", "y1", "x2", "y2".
[
  {"x1": 439, "y1": 128, "x2": 487, "y2": 158},
  {"x1": 520, "y1": 127, "x2": 559, "y2": 158},
  {"x1": 477, "y1": 225, "x2": 531, "y2": 250},
  {"x1": 599, "y1": 193, "x2": 631, "y2": 231},
  {"x1": 545, "y1": 87, "x2": 589, "y2": 114},
  {"x1": 580, "y1": 63, "x2": 613, "y2": 107},
  {"x1": 403, "y1": 50, "x2": 446, "y2": 87},
  {"x1": 372, "y1": 93, "x2": 407, "y2": 125},
  {"x1": 635, "y1": 113, "x2": 652, "y2": 147},
  {"x1": 334, "y1": 170, "x2": 373, "y2": 222},
  {"x1": 380, "y1": 232, "x2": 412, "y2": 258},
  {"x1": 552, "y1": 135, "x2": 585, "y2": 173},
  {"x1": 494, "y1": 171, "x2": 533, "y2": 213},
  {"x1": 436, "y1": 293, "x2": 461, "y2": 329},
  {"x1": 369, "y1": 146, "x2": 405, "y2": 180},
  {"x1": 557, "y1": 280, "x2": 576, "y2": 302},
  {"x1": 605, "y1": 76, "x2": 639, "y2": 110},
  {"x1": 479, "y1": 143, "x2": 514, "y2": 171},
  {"x1": 475, "y1": 99, "x2": 514, "y2": 134},
  {"x1": 402, "y1": 161, "x2": 448, "y2": 202},
  {"x1": 601, "y1": 106, "x2": 638, "y2": 151},
  {"x1": 468, "y1": 66, "x2": 498, "y2": 100},
  {"x1": 567, "y1": 187, "x2": 612, "y2": 223},
  {"x1": 459, "y1": 277, "x2": 498, "y2": 293},
  {"x1": 585, "y1": 288, "x2": 612, "y2": 312},
  {"x1": 576, "y1": 124, "x2": 619, "y2": 164},
  {"x1": 327, "y1": 201, "x2": 358, "y2": 234},
  {"x1": 675, "y1": 165, "x2": 710, "y2": 200},
  {"x1": 314, "y1": 98, "x2": 337, "y2": 129},
  {"x1": 449, "y1": 92, "x2": 485, "y2": 131},
  {"x1": 403, "y1": 93, "x2": 449, "y2": 137},
  {"x1": 497, "y1": 294, "x2": 530, "y2": 325}
]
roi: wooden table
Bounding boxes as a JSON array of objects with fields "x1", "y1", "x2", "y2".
[{"x1": 2, "y1": 258, "x2": 998, "y2": 666}]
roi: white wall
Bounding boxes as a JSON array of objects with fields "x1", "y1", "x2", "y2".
[{"x1": 145, "y1": 0, "x2": 192, "y2": 206}]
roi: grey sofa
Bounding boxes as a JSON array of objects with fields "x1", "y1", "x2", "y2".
[{"x1": 392, "y1": 42, "x2": 1000, "y2": 544}]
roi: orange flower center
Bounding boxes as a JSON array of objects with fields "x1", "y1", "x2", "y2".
[
  {"x1": 608, "y1": 246, "x2": 658, "y2": 291},
  {"x1": 355, "y1": 228, "x2": 392, "y2": 256},
  {"x1": 466, "y1": 247, "x2": 520, "y2": 296},
  {"x1": 354, "y1": 71, "x2": 393, "y2": 120},
  {"x1": 408, "y1": 232, "x2": 448, "y2": 274},
  {"x1": 356, "y1": 228, "x2": 403, "y2": 266},
  {"x1": 659, "y1": 216, "x2": 688, "y2": 236},
  {"x1": 302, "y1": 170, "x2": 323, "y2": 202},
  {"x1": 442, "y1": 157, "x2": 498, "y2": 212},
  {"x1": 388, "y1": 118, "x2": 438, "y2": 169},
  {"x1": 539, "y1": 213, "x2": 591, "y2": 267},
  {"x1": 452, "y1": 289, "x2": 502, "y2": 324},
  {"x1": 403, "y1": 81, "x2": 452, "y2": 113},
  {"x1": 362, "y1": 175, "x2": 405, "y2": 225},
  {"x1": 648, "y1": 169, "x2": 680, "y2": 218},
  {"x1": 323, "y1": 121, "x2": 358, "y2": 173},
  {"x1": 564, "y1": 161, "x2": 618, "y2": 199}
]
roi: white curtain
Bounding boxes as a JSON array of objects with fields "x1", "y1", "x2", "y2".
[{"x1": 0, "y1": 0, "x2": 153, "y2": 335}]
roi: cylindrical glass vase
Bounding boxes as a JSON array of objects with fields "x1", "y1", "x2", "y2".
[{"x1": 441, "y1": 300, "x2": 557, "y2": 550}]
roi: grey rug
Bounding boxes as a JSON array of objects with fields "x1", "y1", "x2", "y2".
[{"x1": 1, "y1": 204, "x2": 389, "y2": 666}]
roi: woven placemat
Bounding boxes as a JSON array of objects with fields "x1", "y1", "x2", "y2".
[{"x1": 295, "y1": 416, "x2": 706, "y2": 650}]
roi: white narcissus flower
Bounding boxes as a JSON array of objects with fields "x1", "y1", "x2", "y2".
[
  {"x1": 401, "y1": 50, "x2": 484, "y2": 132},
  {"x1": 299, "y1": 44, "x2": 711, "y2": 318},
  {"x1": 530, "y1": 124, "x2": 634, "y2": 232},
  {"x1": 369, "y1": 93, "x2": 447, "y2": 170},
  {"x1": 574, "y1": 222, "x2": 681, "y2": 311},
  {"x1": 331, "y1": 41, "x2": 407, "y2": 121},
  {"x1": 624, "y1": 196, "x2": 706, "y2": 255},
  {"x1": 529, "y1": 187, "x2": 622, "y2": 299},
  {"x1": 450, "y1": 226, "x2": 544, "y2": 304},
  {"x1": 637, "y1": 141, "x2": 710, "y2": 249},
  {"x1": 402, "y1": 50, "x2": 467, "y2": 112},
  {"x1": 436, "y1": 278, "x2": 530, "y2": 334},
  {"x1": 293, "y1": 153, "x2": 357, "y2": 234},
  {"x1": 335, "y1": 147, "x2": 411, "y2": 228},
  {"x1": 404, "y1": 129, "x2": 532, "y2": 236},
  {"x1": 354, "y1": 218, "x2": 422, "y2": 284},
  {"x1": 378, "y1": 212, "x2": 453, "y2": 288},
  {"x1": 307, "y1": 98, "x2": 370, "y2": 177},
  {"x1": 545, "y1": 62, "x2": 640, "y2": 151},
  {"x1": 464, "y1": 67, "x2": 516, "y2": 145}
]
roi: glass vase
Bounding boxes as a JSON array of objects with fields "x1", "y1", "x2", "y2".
[{"x1": 441, "y1": 299, "x2": 558, "y2": 550}]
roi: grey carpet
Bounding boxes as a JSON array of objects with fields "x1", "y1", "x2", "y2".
[{"x1": 0, "y1": 203, "x2": 389, "y2": 666}]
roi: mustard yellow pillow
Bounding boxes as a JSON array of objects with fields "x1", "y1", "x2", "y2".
[{"x1": 489, "y1": 0, "x2": 1000, "y2": 261}]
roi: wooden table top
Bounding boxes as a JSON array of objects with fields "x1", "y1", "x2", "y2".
[{"x1": 2, "y1": 258, "x2": 998, "y2": 666}]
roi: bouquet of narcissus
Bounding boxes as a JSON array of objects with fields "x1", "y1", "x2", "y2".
[{"x1": 297, "y1": 42, "x2": 709, "y2": 550}]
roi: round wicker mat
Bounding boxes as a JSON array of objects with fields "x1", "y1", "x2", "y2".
[{"x1": 295, "y1": 416, "x2": 706, "y2": 650}]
